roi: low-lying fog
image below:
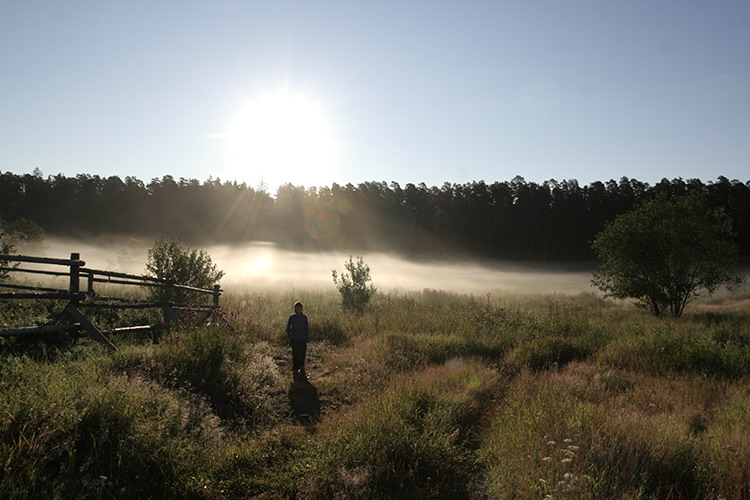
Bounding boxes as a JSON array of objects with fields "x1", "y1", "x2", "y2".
[{"x1": 33, "y1": 237, "x2": 596, "y2": 295}]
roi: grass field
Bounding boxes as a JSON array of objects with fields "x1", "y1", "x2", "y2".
[{"x1": 2, "y1": 288, "x2": 750, "y2": 499}]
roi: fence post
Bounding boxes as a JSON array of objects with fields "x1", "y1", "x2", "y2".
[
  {"x1": 213, "y1": 284, "x2": 221, "y2": 309},
  {"x1": 162, "y1": 275, "x2": 178, "y2": 333},
  {"x1": 69, "y1": 252, "x2": 80, "y2": 301},
  {"x1": 65, "y1": 252, "x2": 116, "y2": 350}
]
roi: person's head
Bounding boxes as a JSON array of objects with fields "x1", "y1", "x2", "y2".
[{"x1": 294, "y1": 301, "x2": 303, "y2": 314}]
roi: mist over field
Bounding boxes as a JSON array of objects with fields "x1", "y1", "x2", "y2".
[{"x1": 38, "y1": 237, "x2": 596, "y2": 295}]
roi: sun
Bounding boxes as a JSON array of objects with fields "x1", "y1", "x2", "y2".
[{"x1": 224, "y1": 90, "x2": 337, "y2": 190}]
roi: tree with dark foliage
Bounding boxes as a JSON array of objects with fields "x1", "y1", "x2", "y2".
[
  {"x1": 145, "y1": 235, "x2": 225, "y2": 303},
  {"x1": 592, "y1": 194, "x2": 745, "y2": 317}
]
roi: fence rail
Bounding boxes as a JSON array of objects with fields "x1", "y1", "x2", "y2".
[{"x1": 0, "y1": 252, "x2": 228, "y2": 350}]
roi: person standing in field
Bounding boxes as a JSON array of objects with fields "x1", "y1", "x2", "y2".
[{"x1": 287, "y1": 301, "x2": 309, "y2": 376}]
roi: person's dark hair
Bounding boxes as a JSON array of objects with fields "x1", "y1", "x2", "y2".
[{"x1": 294, "y1": 301, "x2": 303, "y2": 309}]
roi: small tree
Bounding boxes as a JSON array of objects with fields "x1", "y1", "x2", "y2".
[
  {"x1": 332, "y1": 255, "x2": 376, "y2": 312},
  {"x1": 0, "y1": 219, "x2": 16, "y2": 283},
  {"x1": 592, "y1": 194, "x2": 744, "y2": 317},
  {"x1": 145, "y1": 236, "x2": 225, "y2": 303},
  {"x1": 3, "y1": 218, "x2": 45, "y2": 253}
]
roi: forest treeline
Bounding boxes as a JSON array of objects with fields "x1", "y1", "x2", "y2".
[{"x1": 1, "y1": 170, "x2": 749, "y2": 262}]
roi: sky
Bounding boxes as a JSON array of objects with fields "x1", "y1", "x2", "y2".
[{"x1": 1, "y1": 0, "x2": 749, "y2": 194}]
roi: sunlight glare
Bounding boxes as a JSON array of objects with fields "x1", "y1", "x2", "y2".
[{"x1": 225, "y1": 91, "x2": 337, "y2": 189}]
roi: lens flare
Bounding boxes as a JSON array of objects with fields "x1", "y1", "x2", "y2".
[{"x1": 304, "y1": 202, "x2": 340, "y2": 240}]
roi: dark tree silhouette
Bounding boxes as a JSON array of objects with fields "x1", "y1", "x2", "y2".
[{"x1": 1, "y1": 169, "x2": 748, "y2": 263}]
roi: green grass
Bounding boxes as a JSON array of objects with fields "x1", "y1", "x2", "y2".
[{"x1": 1, "y1": 289, "x2": 750, "y2": 498}]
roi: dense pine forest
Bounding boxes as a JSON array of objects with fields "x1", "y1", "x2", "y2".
[{"x1": 1, "y1": 170, "x2": 749, "y2": 261}]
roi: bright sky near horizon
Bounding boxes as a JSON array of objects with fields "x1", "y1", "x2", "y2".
[{"x1": 1, "y1": 1, "x2": 748, "y2": 194}]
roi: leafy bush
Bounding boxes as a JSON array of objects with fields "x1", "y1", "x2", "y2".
[
  {"x1": 2, "y1": 218, "x2": 45, "y2": 253},
  {"x1": 332, "y1": 255, "x2": 376, "y2": 312},
  {"x1": 145, "y1": 235, "x2": 224, "y2": 303},
  {"x1": 0, "y1": 218, "x2": 16, "y2": 282}
]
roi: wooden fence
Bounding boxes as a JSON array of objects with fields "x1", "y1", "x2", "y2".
[{"x1": 0, "y1": 252, "x2": 228, "y2": 350}]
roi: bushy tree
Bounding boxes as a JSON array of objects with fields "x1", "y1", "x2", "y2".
[
  {"x1": 0, "y1": 219, "x2": 16, "y2": 282},
  {"x1": 3, "y1": 218, "x2": 45, "y2": 253},
  {"x1": 145, "y1": 236, "x2": 225, "y2": 303},
  {"x1": 592, "y1": 194, "x2": 744, "y2": 317},
  {"x1": 332, "y1": 255, "x2": 376, "y2": 312}
]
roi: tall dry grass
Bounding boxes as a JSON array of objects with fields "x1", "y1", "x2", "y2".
[{"x1": 1, "y1": 288, "x2": 749, "y2": 498}]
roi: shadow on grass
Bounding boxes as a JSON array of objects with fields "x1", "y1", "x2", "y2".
[{"x1": 288, "y1": 372, "x2": 320, "y2": 425}]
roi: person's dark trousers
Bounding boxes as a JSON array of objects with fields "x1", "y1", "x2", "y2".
[{"x1": 291, "y1": 340, "x2": 307, "y2": 372}]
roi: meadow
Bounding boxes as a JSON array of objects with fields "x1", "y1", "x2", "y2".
[{"x1": 1, "y1": 287, "x2": 750, "y2": 499}]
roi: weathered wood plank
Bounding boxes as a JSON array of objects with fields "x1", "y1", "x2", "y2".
[
  {"x1": 0, "y1": 266, "x2": 70, "y2": 278},
  {"x1": 0, "y1": 292, "x2": 79, "y2": 300},
  {"x1": 64, "y1": 303, "x2": 117, "y2": 351},
  {"x1": 106, "y1": 325, "x2": 156, "y2": 334},
  {"x1": 80, "y1": 267, "x2": 163, "y2": 283},
  {"x1": 0, "y1": 282, "x2": 69, "y2": 293},
  {"x1": 86, "y1": 276, "x2": 162, "y2": 287},
  {"x1": 80, "y1": 301, "x2": 167, "y2": 309},
  {"x1": 0, "y1": 323, "x2": 81, "y2": 336},
  {"x1": 0, "y1": 254, "x2": 85, "y2": 266}
]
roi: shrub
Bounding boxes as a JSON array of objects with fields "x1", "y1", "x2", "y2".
[
  {"x1": 332, "y1": 255, "x2": 376, "y2": 312},
  {"x1": 145, "y1": 235, "x2": 224, "y2": 303},
  {"x1": 2, "y1": 218, "x2": 45, "y2": 253},
  {"x1": 0, "y1": 219, "x2": 16, "y2": 283}
]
